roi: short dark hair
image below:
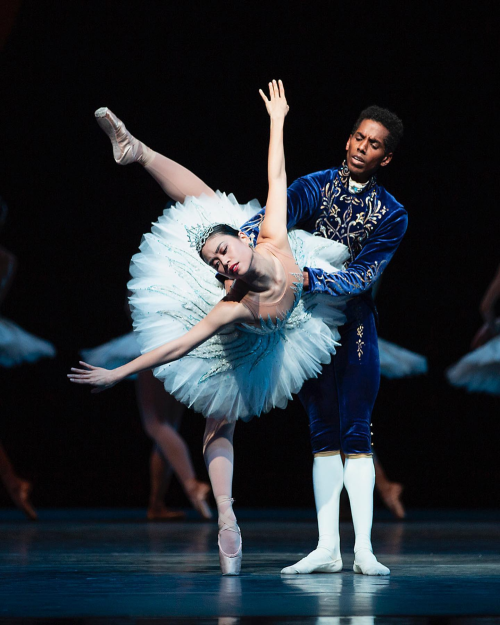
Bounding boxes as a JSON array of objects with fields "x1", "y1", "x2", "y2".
[
  {"x1": 352, "y1": 105, "x2": 403, "y2": 154},
  {"x1": 199, "y1": 224, "x2": 240, "y2": 259}
]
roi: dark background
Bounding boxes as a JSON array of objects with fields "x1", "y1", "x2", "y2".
[{"x1": 1, "y1": 1, "x2": 498, "y2": 511}]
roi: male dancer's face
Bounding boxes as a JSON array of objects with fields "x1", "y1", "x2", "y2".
[{"x1": 346, "y1": 119, "x2": 393, "y2": 183}]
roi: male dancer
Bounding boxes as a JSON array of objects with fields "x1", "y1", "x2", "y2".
[{"x1": 241, "y1": 105, "x2": 407, "y2": 576}]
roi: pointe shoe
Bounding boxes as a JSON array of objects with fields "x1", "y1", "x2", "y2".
[
  {"x1": 186, "y1": 480, "x2": 213, "y2": 520},
  {"x1": 217, "y1": 499, "x2": 242, "y2": 576},
  {"x1": 7, "y1": 479, "x2": 38, "y2": 521},
  {"x1": 94, "y1": 107, "x2": 150, "y2": 165},
  {"x1": 281, "y1": 547, "x2": 342, "y2": 575}
]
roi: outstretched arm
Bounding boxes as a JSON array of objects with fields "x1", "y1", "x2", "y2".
[
  {"x1": 68, "y1": 300, "x2": 248, "y2": 392},
  {"x1": 257, "y1": 80, "x2": 289, "y2": 247}
]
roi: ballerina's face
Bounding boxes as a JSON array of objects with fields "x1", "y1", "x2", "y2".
[{"x1": 202, "y1": 232, "x2": 254, "y2": 279}]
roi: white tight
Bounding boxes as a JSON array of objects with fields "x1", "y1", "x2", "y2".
[{"x1": 203, "y1": 418, "x2": 238, "y2": 552}]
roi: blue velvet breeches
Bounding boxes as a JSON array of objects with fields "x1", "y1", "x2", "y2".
[{"x1": 298, "y1": 297, "x2": 380, "y2": 456}]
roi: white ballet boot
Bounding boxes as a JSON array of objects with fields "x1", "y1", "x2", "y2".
[
  {"x1": 281, "y1": 454, "x2": 343, "y2": 574},
  {"x1": 344, "y1": 457, "x2": 390, "y2": 576}
]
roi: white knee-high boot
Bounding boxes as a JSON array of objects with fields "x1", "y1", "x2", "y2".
[
  {"x1": 343, "y1": 457, "x2": 390, "y2": 575},
  {"x1": 281, "y1": 454, "x2": 343, "y2": 574}
]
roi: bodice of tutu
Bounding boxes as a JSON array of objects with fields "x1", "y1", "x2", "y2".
[
  {"x1": 128, "y1": 191, "x2": 350, "y2": 420},
  {"x1": 229, "y1": 242, "x2": 303, "y2": 335}
]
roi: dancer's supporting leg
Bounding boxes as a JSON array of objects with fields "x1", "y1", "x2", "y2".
[
  {"x1": 344, "y1": 456, "x2": 389, "y2": 575},
  {"x1": 282, "y1": 362, "x2": 344, "y2": 574},
  {"x1": 147, "y1": 446, "x2": 185, "y2": 520},
  {"x1": 95, "y1": 108, "x2": 216, "y2": 202},
  {"x1": 373, "y1": 454, "x2": 405, "y2": 520},
  {"x1": 0, "y1": 442, "x2": 37, "y2": 520},
  {"x1": 203, "y1": 418, "x2": 241, "y2": 575},
  {"x1": 135, "y1": 371, "x2": 211, "y2": 519},
  {"x1": 339, "y1": 300, "x2": 389, "y2": 575},
  {"x1": 282, "y1": 452, "x2": 343, "y2": 574}
]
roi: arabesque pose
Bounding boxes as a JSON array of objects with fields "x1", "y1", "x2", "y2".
[{"x1": 69, "y1": 81, "x2": 348, "y2": 575}]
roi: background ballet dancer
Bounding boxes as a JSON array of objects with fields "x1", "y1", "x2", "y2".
[
  {"x1": 80, "y1": 312, "x2": 212, "y2": 521},
  {"x1": 1, "y1": 197, "x2": 55, "y2": 520}
]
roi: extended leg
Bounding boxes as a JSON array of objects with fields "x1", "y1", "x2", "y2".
[
  {"x1": 95, "y1": 107, "x2": 215, "y2": 202},
  {"x1": 135, "y1": 371, "x2": 211, "y2": 519}
]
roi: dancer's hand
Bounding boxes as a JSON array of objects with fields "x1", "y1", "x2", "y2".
[
  {"x1": 259, "y1": 79, "x2": 289, "y2": 121},
  {"x1": 68, "y1": 361, "x2": 121, "y2": 393}
]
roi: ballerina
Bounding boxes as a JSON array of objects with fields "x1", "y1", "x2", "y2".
[
  {"x1": 68, "y1": 80, "x2": 348, "y2": 574},
  {"x1": 1, "y1": 198, "x2": 55, "y2": 520}
]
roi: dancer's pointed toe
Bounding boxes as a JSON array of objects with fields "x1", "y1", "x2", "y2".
[
  {"x1": 218, "y1": 524, "x2": 242, "y2": 576},
  {"x1": 94, "y1": 107, "x2": 149, "y2": 165}
]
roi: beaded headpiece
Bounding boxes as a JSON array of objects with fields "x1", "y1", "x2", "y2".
[{"x1": 185, "y1": 223, "x2": 223, "y2": 255}]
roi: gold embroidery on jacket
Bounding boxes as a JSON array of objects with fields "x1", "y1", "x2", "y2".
[
  {"x1": 313, "y1": 165, "x2": 389, "y2": 294},
  {"x1": 356, "y1": 325, "x2": 365, "y2": 360}
]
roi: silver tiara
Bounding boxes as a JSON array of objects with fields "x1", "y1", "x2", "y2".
[{"x1": 185, "y1": 223, "x2": 219, "y2": 254}]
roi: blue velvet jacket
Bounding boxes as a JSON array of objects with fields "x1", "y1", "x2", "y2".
[{"x1": 241, "y1": 161, "x2": 408, "y2": 298}]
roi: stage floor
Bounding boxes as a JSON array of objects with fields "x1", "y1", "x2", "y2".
[{"x1": 0, "y1": 509, "x2": 499, "y2": 624}]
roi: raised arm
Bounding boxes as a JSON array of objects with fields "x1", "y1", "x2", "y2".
[
  {"x1": 68, "y1": 300, "x2": 248, "y2": 392},
  {"x1": 257, "y1": 80, "x2": 289, "y2": 247}
]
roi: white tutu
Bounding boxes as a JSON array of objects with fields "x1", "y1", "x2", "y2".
[
  {"x1": 81, "y1": 333, "x2": 140, "y2": 380},
  {"x1": 378, "y1": 338, "x2": 428, "y2": 379},
  {"x1": 128, "y1": 192, "x2": 350, "y2": 421},
  {"x1": 0, "y1": 317, "x2": 56, "y2": 367},
  {"x1": 446, "y1": 335, "x2": 500, "y2": 395}
]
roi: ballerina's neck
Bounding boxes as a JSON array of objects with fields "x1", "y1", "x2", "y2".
[{"x1": 239, "y1": 245, "x2": 287, "y2": 299}]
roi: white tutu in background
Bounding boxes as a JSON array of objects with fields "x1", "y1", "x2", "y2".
[
  {"x1": 378, "y1": 338, "x2": 428, "y2": 379},
  {"x1": 128, "y1": 191, "x2": 350, "y2": 421},
  {"x1": 0, "y1": 317, "x2": 56, "y2": 367},
  {"x1": 446, "y1": 335, "x2": 500, "y2": 396},
  {"x1": 81, "y1": 332, "x2": 140, "y2": 380}
]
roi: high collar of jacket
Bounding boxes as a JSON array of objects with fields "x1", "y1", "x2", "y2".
[{"x1": 338, "y1": 160, "x2": 377, "y2": 194}]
